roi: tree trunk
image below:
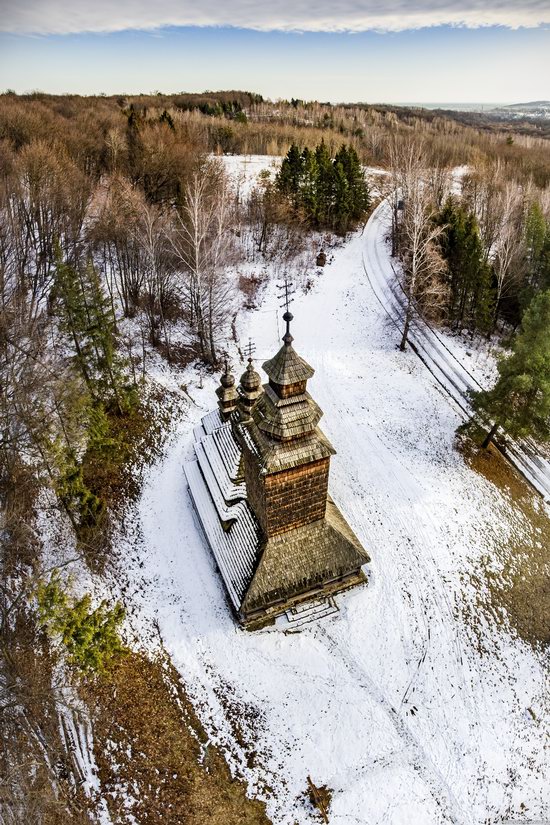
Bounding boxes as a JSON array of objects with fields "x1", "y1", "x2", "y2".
[
  {"x1": 399, "y1": 305, "x2": 411, "y2": 351},
  {"x1": 481, "y1": 420, "x2": 499, "y2": 449}
]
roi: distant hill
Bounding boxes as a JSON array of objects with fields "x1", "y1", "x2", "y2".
[{"x1": 500, "y1": 101, "x2": 550, "y2": 110}]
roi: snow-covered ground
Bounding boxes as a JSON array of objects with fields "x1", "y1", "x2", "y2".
[
  {"x1": 111, "y1": 157, "x2": 549, "y2": 825},
  {"x1": 220, "y1": 153, "x2": 281, "y2": 202}
]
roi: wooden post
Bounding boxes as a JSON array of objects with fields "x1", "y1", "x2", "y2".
[{"x1": 307, "y1": 775, "x2": 330, "y2": 823}]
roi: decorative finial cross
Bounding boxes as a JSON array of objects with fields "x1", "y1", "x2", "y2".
[
  {"x1": 277, "y1": 274, "x2": 295, "y2": 346},
  {"x1": 244, "y1": 338, "x2": 256, "y2": 362}
]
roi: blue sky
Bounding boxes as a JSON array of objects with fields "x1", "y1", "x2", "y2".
[{"x1": 1, "y1": 2, "x2": 549, "y2": 102}]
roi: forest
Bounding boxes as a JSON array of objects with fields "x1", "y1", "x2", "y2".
[{"x1": 1, "y1": 88, "x2": 550, "y2": 824}]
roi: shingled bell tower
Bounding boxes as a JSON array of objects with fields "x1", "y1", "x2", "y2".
[
  {"x1": 230, "y1": 294, "x2": 370, "y2": 626},
  {"x1": 239, "y1": 309, "x2": 334, "y2": 538},
  {"x1": 216, "y1": 359, "x2": 239, "y2": 420},
  {"x1": 186, "y1": 287, "x2": 369, "y2": 629}
]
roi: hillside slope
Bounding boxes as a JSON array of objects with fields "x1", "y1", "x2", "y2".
[{"x1": 107, "y1": 158, "x2": 549, "y2": 824}]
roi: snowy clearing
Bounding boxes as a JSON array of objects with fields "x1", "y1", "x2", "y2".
[{"x1": 109, "y1": 157, "x2": 548, "y2": 825}]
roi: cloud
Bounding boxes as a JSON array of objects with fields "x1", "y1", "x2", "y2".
[{"x1": 2, "y1": 0, "x2": 549, "y2": 35}]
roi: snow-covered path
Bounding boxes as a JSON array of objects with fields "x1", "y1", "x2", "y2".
[
  {"x1": 124, "y1": 167, "x2": 548, "y2": 825},
  {"x1": 363, "y1": 199, "x2": 550, "y2": 501}
]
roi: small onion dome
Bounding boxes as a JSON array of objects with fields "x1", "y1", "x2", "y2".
[
  {"x1": 238, "y1": 358, "x2": 263, "y2": 418},
  {"x1": 216, "y1": 361, "x2": 239, "y2": 419},
  {"x1": 240, "y1": 359, "x2": 262, "y2": 392},
  {"x1": 220, "y1": 365, "x2": 236, "y2": 388}
]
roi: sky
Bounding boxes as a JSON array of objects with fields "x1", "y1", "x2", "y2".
[{"x1": 0, "y1": 1, "x2": 549, "y2": 103}]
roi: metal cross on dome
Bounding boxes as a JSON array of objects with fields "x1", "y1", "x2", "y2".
[
  {"x1": 277, "y1": 274, "x2": 295, "y2": 345},
  {"x1": 244, "y1": 338, "x2": 256, "y2": 362}
]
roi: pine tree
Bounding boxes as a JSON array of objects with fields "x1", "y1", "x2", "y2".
[
  {"x1": 471, "y1": 289, "x2": 550, "y2": 447},
  {"x1": 37, "y1": 575, "x2": 126, "y2": 673}
]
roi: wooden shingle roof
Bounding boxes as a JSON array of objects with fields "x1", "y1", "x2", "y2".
[
  {"x1": 241, "y1": 497, "x2": 370, "y2": 614},
  {"x1": 254, "y1": 385, "x2": 323, "y2": 441},
  {"x1": 262, "y1": 343, "x2": 315, "y2": 385},
  {"x1": 236, "y1": 417, "x2": 335, "y2": 473}
]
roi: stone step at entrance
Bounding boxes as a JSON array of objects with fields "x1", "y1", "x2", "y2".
[{"x1": 281, "y1": 596, "x2": 339, "y2": 630}]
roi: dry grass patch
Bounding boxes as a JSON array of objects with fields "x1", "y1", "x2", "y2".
[
  {"x1": 87, "y1": 651, "x2": 271, "y2": 825},
  {"x1": 461, "y1": 437, "x2": 550, "y2": 648}
]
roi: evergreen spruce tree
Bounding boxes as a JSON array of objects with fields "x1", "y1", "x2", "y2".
[
  {"x1": 335, "y1": 145, "x2": 370, "y2": 222},
  {"x1": 521, "y1": 203, "x2": 550, "y2": 310},
  {"x1": 276, "y1": 141, "x2": 369, "y2": 233},
  {"x1": 55, "y1": 257, "x2": 127, "y2": 412},
  {"x1": 276, "y1": 143, "x2": 303, "y2": 207},
  {"x1": 314, "y1": 140, "x2": 334, "y2": 226},
  {"x1": 437, "y1": 198, "x2": 494, "y2": 332},
  {"x1": 300, "y1": 147, "x2": 318, "y2": 220},
  {"x1": 332, "y1": 158, "x2": 351, "y2": 234},
  {"x1": 470, "y1": 289, "x2": 550, "y2": 447}
]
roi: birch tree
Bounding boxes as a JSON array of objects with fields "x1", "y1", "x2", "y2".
[
  {"x1": 168, "y1": 161, "x2": 234, "y2": 365},
  {"x1": 390, "y1": 139, "x2": 447, "y2": 350},
  {"x1": 490, "y1": 182, "x2": 524, "y2": 330}
]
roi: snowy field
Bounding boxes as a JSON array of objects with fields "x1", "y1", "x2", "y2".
[{"x1": 113, "y1": 158, "x2": 548, "y2": 824}]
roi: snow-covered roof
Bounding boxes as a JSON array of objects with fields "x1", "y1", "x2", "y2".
[{"x1": 184, "y1": 412, "x2": 260, "y2": 609}]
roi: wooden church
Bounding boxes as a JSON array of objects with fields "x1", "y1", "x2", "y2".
[{"x1": 184, "y1": 310, "x2": 369, "y2": 629}]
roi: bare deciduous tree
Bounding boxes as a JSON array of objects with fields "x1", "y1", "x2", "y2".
[
  {"x1": 91, "y1": 176, "x2": 147, "y2": 319},
  {"x1": 168, "y1": 161, "x2": 236, "y2": 364},
  {"x1": 389, "y1": 139, "x2": 448, "y2": 350},
  {"x1": 490, "y1": 182, "x2": 524, "y2": 330},
  {"x1": 132, "y1": 200, "x2": 175, "y2": 353}
]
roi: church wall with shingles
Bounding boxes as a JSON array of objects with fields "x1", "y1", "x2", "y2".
[{"x1": 242, "y1": 452, "x2": 329, "y2": 537}]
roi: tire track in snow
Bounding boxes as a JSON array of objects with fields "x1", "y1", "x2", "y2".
[
  {"x1": 308, "y1": 298, "x2": 484, "y2": 820},
  {"x1": 333, "y1": 411, "x2": 485, "y2": 811},
  {"x1": 316, "y1": 625, "x2": 468, "y2": 825},
  {"x1": 307, "y1": 235, "x2": 491, "y2": 816},
  {"x1": 311, "y1": 284, "x2": 475, "y2": 714}
]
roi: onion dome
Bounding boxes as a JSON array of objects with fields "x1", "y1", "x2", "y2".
[
  {"x1": 220, "y1": 368, "x2": 235, "y2": 389},
  {"x1": 216, "y1": 360, "x2": 239, "y2": 419},
  {"x1": 240, "y1": 359, "x2": 262, "y2": 392},
  {"x1": 238, "y1": 358, "x2": 263, "y2": 418}
]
